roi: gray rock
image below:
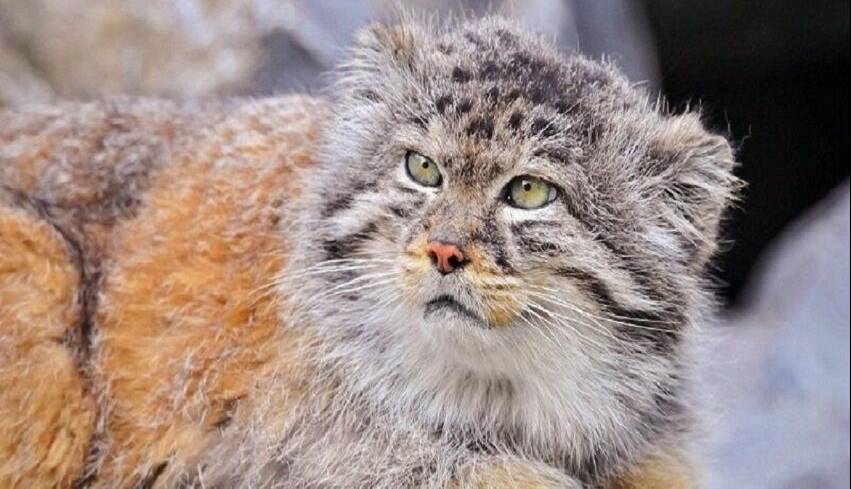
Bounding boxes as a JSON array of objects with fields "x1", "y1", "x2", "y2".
[
  {"x1": 256, "y1": 0, "x2": 660, "y2": 94},
  {"x1": 703, "y1": 183, "x2": 850, "y2": 489},
  {"x1": 0, "y1": 0, "x2": 660, "y2": 105}
]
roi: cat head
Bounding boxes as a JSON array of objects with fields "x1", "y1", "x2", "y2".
[{"x1": 288, "y1": 15, "x2": 739, "y2": 457}]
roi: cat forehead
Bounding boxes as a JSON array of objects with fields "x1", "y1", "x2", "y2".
[
  {"x1": 340, "y1": 17, "x2": 653, "y2": 180},
  {"x1": 401, "y1": 24, "x2": 634, "y2": 175},
  {"x1": 431, "y1": 24, "x2": 617, "y2": 108}
]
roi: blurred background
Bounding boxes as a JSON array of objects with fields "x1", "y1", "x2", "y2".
[{"x1": 1, "y1": 0, "x2": 848, "y2": 487}]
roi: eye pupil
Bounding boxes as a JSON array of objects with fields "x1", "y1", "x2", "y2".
[
  {"x1": 406, "y1": 151, "x2": 442, "y2": 187},
  {"x1": 506, "y1": 176, "x2": 557, "y2": 210}
]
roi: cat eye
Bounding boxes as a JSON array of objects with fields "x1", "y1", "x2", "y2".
[
  {"x1": 505, "y1": 176, "x2": 557, "y2": 209},
  {"x1": 405, "y1": 151, "x2": 442, "y2": 187}
]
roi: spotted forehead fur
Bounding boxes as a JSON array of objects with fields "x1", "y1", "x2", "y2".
[{"x1": 341, "y1": 17, "x2": 649, "y2": 182}]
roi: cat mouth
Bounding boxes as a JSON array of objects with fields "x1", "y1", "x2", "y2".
[{"x1": 423, "y1": 295, "x2": 489, "y2": 327}]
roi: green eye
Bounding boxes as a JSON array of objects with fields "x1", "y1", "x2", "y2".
[
  {"x1": 506, "y1": 176, "x2": 557, "y2": 209},
  {"x1": 405, "y1": 151, "x2": 442, "y2": 187}
]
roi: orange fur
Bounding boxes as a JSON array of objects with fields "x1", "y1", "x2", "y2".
[
  {"x1": 0, "y1": 99, "x2": 186, "y2": 276},
  {"x1": 464, "y1": 245, "x2": 521, "y2": 327},
  {"x1": 1, "y1": 97, "x2": 324, "y2": 487},
  {"x1": 453, "y1": 459, "x2": 569, "y2": 489},
  {"x1": 91, "y1": 98, "x2": 325, "y2": 486},
  {"x1": 0, "y1": 199, "x2": 95, "y2": 488},
  {"x1": 612, "y1": 453, "x2": 697, "y2": 489},
  {"x1": 454, "y1": 453, "x2": 697, "y2": 489}
]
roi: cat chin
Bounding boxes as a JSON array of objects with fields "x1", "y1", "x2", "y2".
[
  {"x1": 404, "y1": 315, "x2": 546, "y2": 378},
  {"x1": 308, "y1": 295, "x2": 663, "y2": 463},
  {"x1": 420, "y1": 306, "x2": 493, "y2": 331}
]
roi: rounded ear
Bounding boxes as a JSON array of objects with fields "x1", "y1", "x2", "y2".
[{"x1": 650, "y1": 113, "x2": 742, "y2": 269}]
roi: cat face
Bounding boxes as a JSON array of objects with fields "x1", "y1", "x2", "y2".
[
  {"x1": 298, "y1": 16, "x2": 733, "y2": 343},
  {"x1": 290, "y1": 17, "x2": 738, "y2": 451}
]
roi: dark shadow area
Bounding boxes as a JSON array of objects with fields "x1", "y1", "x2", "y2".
[{"x1": 643, "y1": 0, "x2": 850, "y2": 305}]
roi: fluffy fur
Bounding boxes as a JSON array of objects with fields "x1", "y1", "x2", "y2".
[{"x1": 0, "y1": 16, "x2": 739, "y2": 489}]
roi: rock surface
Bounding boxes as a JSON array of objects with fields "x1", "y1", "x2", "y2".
[
  {"x1": 0, "y1": 0, "x2": 658, "y2": 106},
  {"x1": 703, "y1": 183, "x2": 850, "y2": 489}
]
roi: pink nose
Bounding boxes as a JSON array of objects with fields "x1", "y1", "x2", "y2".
[{"x1": 426, "y1": 241, "x2": 467, "y2": 275}]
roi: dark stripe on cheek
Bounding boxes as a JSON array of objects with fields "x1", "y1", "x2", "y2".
[
  {"x1": 590, "y1": 231, "x2": 687, "y2": 322},
  {"x1": 516, "y1": 235, "x2": 561, "y2": 255},
  {"x1": 592, "y1": 230, "x2": 627, "y2": 264},
  {"x1": 322, "y1": 221, "x2": 379, "y2": 260},
  {"x1": 556, "y1": 266, "x2": 681, "y2": 352},
  {"x1": 512, "y1": 223, "x2": 563, "y2": 256},
  {"x1": 320, "y1": 182, "x2": 369, "y2": 218},
  {"x1": 556, "y1": 267, "x2": 614, "y2": 307},
  {"x1": 510, "y1": 221, "x2": 561, "y2": 233},
  {"x1": 474, "y1": 212, "x2": 513, "y2": 272},
  {"x1": 320, "y1": 194, "x2": 355, "y2": 218}
]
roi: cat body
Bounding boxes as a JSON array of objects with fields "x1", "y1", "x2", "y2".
[{"x1": 0, "y1": 17, "x2": 737, "y2": 489}]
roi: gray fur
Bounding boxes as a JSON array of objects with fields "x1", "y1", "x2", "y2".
[{"x1": 197, "y1": 15, "x2": 739, "y2": 488}]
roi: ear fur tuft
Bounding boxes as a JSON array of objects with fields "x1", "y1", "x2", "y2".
[{"x1": 652, "y1": 113, "x2": 743, "y2": 268}]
